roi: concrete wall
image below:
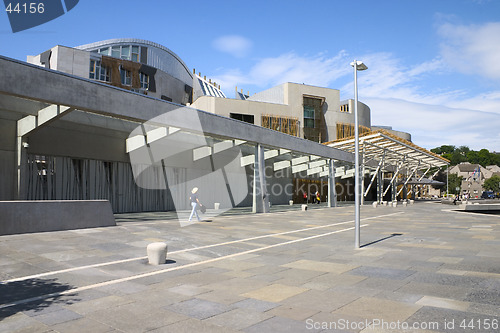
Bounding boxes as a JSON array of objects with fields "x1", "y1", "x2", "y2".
[
  {"x1": 372, "y1": 126, "x2": 412, "y2": 141},
  {"x1": 192, "y1": 96, "x2": 290, "y2": 127},
  {"x1": 248, "y1": 84, "x2": 285, "y2": 104},
  {"x1": 154, "y1": 70, "x2": 190, "y2": 105},
  {"x1": 28, "y1": 46, "x2": 91, "y2": 78},
  {"x1": 0, "y1": 200, "x2": 116, "y2": 235},
  {"x1": 53, "y1": 46, "x2": 90, "y2": 78},
  {"x1": 0, "y1": 116, "x2": 16, "y2": 200},
  {"x1": 193, "y1": 82, "x2": 346, "y2": 142}
]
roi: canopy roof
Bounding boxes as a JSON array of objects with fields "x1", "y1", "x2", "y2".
[{"x1": 326, "y1": 129, "x2": 450, "y2": 171}]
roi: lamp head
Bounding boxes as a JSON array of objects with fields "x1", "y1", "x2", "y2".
[{"x1": 350, "y1": 60, "x2": 368, "y2": 71}]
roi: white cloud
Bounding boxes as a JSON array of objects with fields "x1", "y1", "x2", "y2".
[
  {"x1": 210, "y1": 47, "x2": 500, "y2": 151},
  {"x1": 438, "y1": 22, "x2": 500, "y2": 80},
  {"x1": 249, "y1": 51, "x2": 349, "y2": 87},
  {"x1": 366, "y1": 98, "x2": 500, "y2": 151},
  {"x1": 212, "y1": 35, "x2": 252, "y2": 58},
  {"x1": 213, "y1": 51, "x2": 350, "y2": 93}
]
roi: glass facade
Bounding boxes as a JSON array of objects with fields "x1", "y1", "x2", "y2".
[
  {"x1": 139, "y1": 72, "x2": 149, "y2": 90},
  {"x1": 120, "y1": 66, "x2": 131, "y2": 86},
  {"x1": 304, "y1": 105, "x2": 315, "y2": 128},
  {"x1": 303, "y1": 97, "x2": 324, "y2": 142},
  {"x1": 89, "y1": 60, "x2": 110, "y2": 82},
  {"x1": 98, "y1": 44, "x2": 142, "y2": 62}
]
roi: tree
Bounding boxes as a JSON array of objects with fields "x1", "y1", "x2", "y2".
[
  {"x1": 447, "y1": 174, "x2": 463, "y2": 195},
  {"x1": 478, "y1": 149, "x2": 492, "y2": 167},
  {"x1": 483, "y1": 175, "x2": 500, "y2": 192},
  {"x1": 431, "y1": 145, "x2": 456, "y2": 155},
  {"x1": 432, "y1": 171, "x2": 462, "y2": 195}
]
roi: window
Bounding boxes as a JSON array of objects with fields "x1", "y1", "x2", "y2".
[
  {"x1": 104, "y1": 44, "x2": 141, "y2": 61},
  {"x1": 303, "y1": 105, "x2": 315, "y2": 128},
  {"x1": 98, "y1": 47, "x2": 109, "y2": 56},
  {"x1": 120, "y1": 66, "x2": 131, "y2": 85},
  {"x1": 121, "y1": 45, "x2": 130, "y2": 60},
  {"x1": 111, "y1": 46, "x2": 120, "y2": 58},
  {"x1": 139, "y1": 72, "x2": 149, "y2": 90},
  {"x1": 89, "y1": 60, "x2": 110, "y2": 82},
  {"x1": 132, "y1": 46, "x2": 140, "y2": 62},
  {"x1": 230, "y1": 113, "x2": 254, "y2": 124},
  {"x1": 340, "y1": 104, "x2": 349, "y2": 112},
  {"x1": 261, "y1": 115, "x2": 299, "y2": 136}
]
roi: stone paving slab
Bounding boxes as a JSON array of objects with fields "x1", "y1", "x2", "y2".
[{"x1": 1, "y1": 202, "x2": 500, "y2": 332}]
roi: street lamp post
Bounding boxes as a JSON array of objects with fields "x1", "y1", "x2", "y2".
[{"x1": 351, "y1": 60, "x2": 367, "y2": 249}]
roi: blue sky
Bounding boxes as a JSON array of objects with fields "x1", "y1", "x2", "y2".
[{"x1": 1, "y1": 0, "x2": 500, "y2": 151}]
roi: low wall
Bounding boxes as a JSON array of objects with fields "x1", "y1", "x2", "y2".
[{"x1": 0, "y1": 200, "x2": 116, "y2": 236}]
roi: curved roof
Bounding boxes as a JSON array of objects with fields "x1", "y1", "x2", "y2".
[
  {"x1": 76, "y1": 38, "x2": 193, "y2": 85},
  {"x1": 326, "y1": 129, "x2": 450, "y2": 169}
]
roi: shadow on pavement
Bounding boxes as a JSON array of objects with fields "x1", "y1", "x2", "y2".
[
  {"x1": 361, "y1": 233, "x2": 403, "y2": 248},
  {"x1": 0, "y1": 278, "x2": 78, "y2": 321}
]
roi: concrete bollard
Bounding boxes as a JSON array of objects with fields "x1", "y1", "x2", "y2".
[
  {"x1": 301, "y1": 204, "x2": 308, "y2": 211},
  {"x1": 410, "y1": 200, "x2": 414, "y2": 205},
  {"x1": 289, "y1": 200, "x2": 294, "y2": 206},
  {"x1": 372, "y1": 202, "x2": 378, "y2": 208},
  {"x1": 214, "y1": 202, "x2": 220, "y2": 210},
  {"x1": 147, "y1": 242, "x2": 167, "y2": 265},
  {"x1": 403, "y1": 201, "x2": 407, "y2": 207},
  {"x1": 392, "y1": 201, "x2": 398, "y2": 208}
]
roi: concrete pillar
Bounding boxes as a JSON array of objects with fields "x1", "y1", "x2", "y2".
[
  {"x1": 328, "y1": 159, "x2": 337, "y2": 207},
  {"x1": 252, "y1": 144, "x2": 269, "y2": 213},
  {"x1": 377, "y1": 169, "x2": 383, "y2": 203},
  {"x1": 392, "y1": 181, "x2": 396, "y2": 202},
  {"x1": 16, "y1": 137, "x2": 28, "y2": 200}
]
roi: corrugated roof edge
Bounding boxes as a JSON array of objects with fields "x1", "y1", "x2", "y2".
[{"x1": 75, "y1": 38, "x2": 192, "y2": 78}]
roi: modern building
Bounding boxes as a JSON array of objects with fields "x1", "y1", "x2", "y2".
[
  {"x1": 0, "y1": 38, "x2": 448, "y2": 235},
  {"x1": 27, "y1": 38, "x2": 196, "y2": 105},
  {"x1": 27, "y1": 38, "x2": 410, "y2": 145}
]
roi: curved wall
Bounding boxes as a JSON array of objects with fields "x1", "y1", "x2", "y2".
[{"x1": 76, "y1": 38, "x2": 193, "y2": 86}]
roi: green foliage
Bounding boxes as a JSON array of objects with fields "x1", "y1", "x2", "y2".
[
  {"x1": 431, "y1": 145, "x2": 456, "y2": 155},
  {"x1": 432, "y1": 145, "x2": 500, "y2": 167},
  {"x1": 447, "y1": 174, "x2": 463, "y2": 195},
  {"x1": 483, "y1": 175, "x2": 500, "y2": 192}
]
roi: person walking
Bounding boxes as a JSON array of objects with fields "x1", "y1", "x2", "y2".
[{"x1": 188, "y1": 187, "x2": 201, "y2": 222}]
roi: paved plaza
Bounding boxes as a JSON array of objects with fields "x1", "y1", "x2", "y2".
[{"x1": 1, "y1": 202, "x2": 499, "y2": 332}]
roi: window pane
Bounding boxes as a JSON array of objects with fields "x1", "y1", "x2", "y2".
[
  {"x1": 89, "y1": 60, "x2": 96, "y2": 79},
  {"x1": 121, "y1": 46, "x2": 130, "y2": 59},
  {"x1": 304, "y1": 105, "x2": 315, "y2": 119},
  {"x1": 305, "y1": 119, "x2": 315, "y2": 128},
  {"x1": 99, "y1": 47, "x2": 109, "y2": 55},
  {"x1": 111, "y1": 46, "x2": 120, "y2": 58},
  {"x1": 120, "y1": 68, "x2": 125, "y2": 84},
  {"x1": 132, "y1": 46, "x2": 139, "y2": 53},
  {"x1": 132, "y1": 54, "x2": 138, "y2": 62}
]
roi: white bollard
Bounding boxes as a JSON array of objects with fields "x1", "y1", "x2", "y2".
[
  {"x1": 372, "y1": 202, "x2": 378, "y2": 208},
  {"x1": 403, "y1": 201, "x2": 407, "y2": 207},
  {"x1": 289, "y1": 200, "x2": 294, "y2": 206},
  {"x1": 301, "y1": 204, "x2": 308, "y2": 211},
  {"x1": 214, "y1": 202, "x2": 220, "y2": 210},
  {"x1": 147, "y1": 242, "x2": 167, "y2": 265},
  {"x1": 392, "y1": 201, "x2": 398, "y2": 207}
]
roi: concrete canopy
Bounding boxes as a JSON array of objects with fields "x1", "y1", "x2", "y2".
[
  {"x1": 0, "y1": 55, "x2": 351, "y2": 217},
  {"x1": 0, "y1": 56, "x2": 353, "y2": 163}
]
